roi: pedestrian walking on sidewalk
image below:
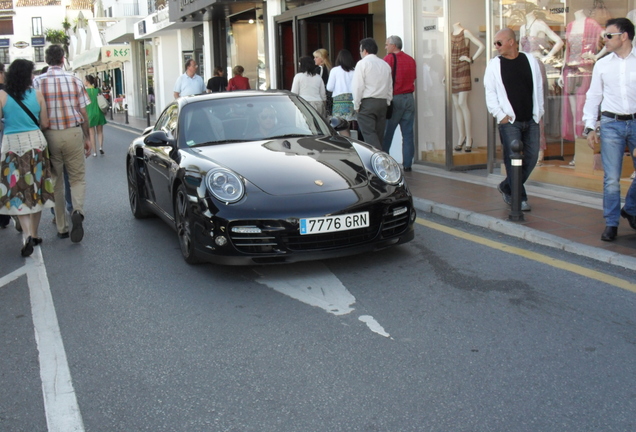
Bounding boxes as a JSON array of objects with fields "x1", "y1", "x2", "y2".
[
  {"x1": 351, "y1": 38, "x2": 393, "y2": 149},
  {"x1": 33, "y1": 44, "x2": 90, "y2": 243},
  {"x1": 583, "y1": 17, "x2": 636, "y2": 242},
  {"x1": 291, "y1": 56, "x2": 326, "y2": 119},
  {"x1": 84, "y1": 75, "x2": 107, "y2": 157},
  {"x1": 0, "y1": 59, "x2": 54, "y2": 256},
  {"x1": 382, "y1": 35, "x2": 417, "y2": 171},
  {"x1": 484, "y1": 27, "x2": 544, "y2": 212},
  {"x1": 173, "y1": 59, "x2": 205, "y2": 99}
]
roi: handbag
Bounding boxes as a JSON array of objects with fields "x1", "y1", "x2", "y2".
[
  {"x1": 386, "y1": 53, "x2": 397, "y2": 119},
  {"x1": 97, "y1": 92, "x2": 109, "y2": 114}
]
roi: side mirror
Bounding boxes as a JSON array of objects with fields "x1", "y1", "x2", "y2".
[
  {"x1": 144, "y1": 130, "x2": 175, "y2": 147},
  {"x1": 330, "y1": 117, "x2": 349, "y2": 132}
]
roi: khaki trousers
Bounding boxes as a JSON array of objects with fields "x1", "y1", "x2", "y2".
[{"x1": 44, "y1": 127, "x2": 86, "y2": 234}]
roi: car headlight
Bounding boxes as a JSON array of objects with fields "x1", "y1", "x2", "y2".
[
  {"x1": 371, "y1": 152, "x2": 401, "y2": 185},
  {"x1": 205, "y1": 168, "x2": 245, "y2": 203}
]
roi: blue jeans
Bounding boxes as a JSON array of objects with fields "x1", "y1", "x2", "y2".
[
  {"x1": 599, "y1": 116, "x2": 636, "y2": 226},
  {"x1": 383, "y1": 93, "x2": 415, "y2": 168},
  {"x1": 498, "y1": 120, "x2": 540, "y2": 201}
]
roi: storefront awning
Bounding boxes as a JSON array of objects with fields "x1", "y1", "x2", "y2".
[{"x1": 72, "y1": 45, "x2": 131, "y2": 71}]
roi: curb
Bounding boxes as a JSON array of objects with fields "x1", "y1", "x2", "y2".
[{"x1": 413, "y1": 197, "x2": 636, "y2": 271}]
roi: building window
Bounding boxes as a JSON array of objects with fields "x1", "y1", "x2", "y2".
[
  {"x1": 0, "y1": 48, "x2": 9, "y2": 64},
  {"x1": 34, "y1": 46, "x2": 44, "y2": 62},
  {"x1": 0, "y1": 18, "x2": 13, "y2": 36},
  {"x1": 32, "y1": 17, "x2": 42, "y2": 36}
]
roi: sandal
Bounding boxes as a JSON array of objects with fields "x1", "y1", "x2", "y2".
[
  {"x1": 100, "y1": 148, "x2": 104, "y2": 155},
  {"x1": 464, "y1": 139, "x2": 473, "y2": 153},
  {"x1": 454, "y1": 138, "x2": 465, "y2": 152}
]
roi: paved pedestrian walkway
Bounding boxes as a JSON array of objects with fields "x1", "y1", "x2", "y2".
[{"x1": 108, "y1": 114, "x2": 636, "y2": 270}]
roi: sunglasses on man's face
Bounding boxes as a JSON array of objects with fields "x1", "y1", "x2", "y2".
[
  {"x1": 494, "y1": 40, "x2": 505, "y2": 47},
  {"x1": 603, "y1": 32, "x2": 623, "y2": 39}
]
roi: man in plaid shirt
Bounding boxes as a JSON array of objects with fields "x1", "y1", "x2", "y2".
[{"x1": 33, "y1": 44, "x2": 91, "y2": 243}]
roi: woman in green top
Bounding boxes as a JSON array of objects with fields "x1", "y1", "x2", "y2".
[{"x1": 84, "y1": 75, "x2": 107, "y2": 157}]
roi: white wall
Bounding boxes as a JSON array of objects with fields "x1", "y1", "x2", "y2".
[{"x1": 154, "y1": 33, "x2": 179, "y2": 113}]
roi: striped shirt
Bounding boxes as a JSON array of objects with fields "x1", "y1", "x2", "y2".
[{"x1": 33, "y1": 66, "x2": 90, "y2": 130}]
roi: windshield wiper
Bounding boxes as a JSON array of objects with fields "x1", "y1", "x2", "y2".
[
  {"x1": 268, "y1": 133, "x2": 313, "y2": 139},
  {"x1": 190, "y1": 139, "x2": 243, "y2": 147}
]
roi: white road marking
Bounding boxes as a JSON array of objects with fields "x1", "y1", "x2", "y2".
[
  {"x1": 0, "y1": 248, "x2": 85, "y2": 432},
  {"x1": 254, "y1": 262, "x2": 391, "y2": 337},
  {"x1": 359, "y1": 315, "x2": 391, "y2": 338}
]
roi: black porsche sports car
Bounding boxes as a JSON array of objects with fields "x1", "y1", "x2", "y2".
[{"x1": 126, "y1": 90, "x2": 415, "y2": 265}]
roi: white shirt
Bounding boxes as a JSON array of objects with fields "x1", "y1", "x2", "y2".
[
  {"x1": 326, "y1": 66, "x2": 355, "y2": 97},
  {"x1": 351, "y1": 54, "x2": 393, "y2": 111},
  {"x1": 173, "y1": 73, "x2": 205, "y2": 97},
  {"x1": 583, "y1": 48, "x2": 636, "y2": 129},
  {"x1": 291, "y1": 73, "x2": 326, "y2": 102},
  {"x1": 483, "y1": 52, "x2": 545, "y2": 124}
]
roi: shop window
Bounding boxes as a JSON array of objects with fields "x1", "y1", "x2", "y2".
[
  {"x1": 32, "y1": 17, "x2": 42, "y2": 36},
  {"x1": 0, "y1": 47, "x2": 9, "y2": 64},
  {"x1": 34, "y1": 46, "x2": 44, "y2": 62},
  {"x1": 0, "y1": 18, "x2": 13, "y2": 35}
]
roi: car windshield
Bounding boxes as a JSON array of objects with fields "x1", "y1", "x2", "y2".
[{"x1": 179, "y1": 94, "x2": 332, "y2": 148}]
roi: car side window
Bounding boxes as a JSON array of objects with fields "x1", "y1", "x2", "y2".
[{"x1": 155, "y1": 104, "x2": 178, "y2": 134}]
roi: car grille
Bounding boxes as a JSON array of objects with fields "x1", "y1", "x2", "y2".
[{"x1": 228, "y1": 203, "x2": 411, "y2": 254}]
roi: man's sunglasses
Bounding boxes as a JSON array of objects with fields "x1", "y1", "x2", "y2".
[
  {"x1": 603, "y1": 32, "x2": 623, "y2": 39},
  {"x1": 494, "y1": 40, "x2": 505, "y2": 47}
]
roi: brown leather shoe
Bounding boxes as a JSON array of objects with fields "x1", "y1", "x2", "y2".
[{"x1": 601, "y1": 226, "x2": 617, "y2": 242}]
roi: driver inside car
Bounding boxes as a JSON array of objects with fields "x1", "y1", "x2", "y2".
[{"x1": 245, "y1": 105, "x2": 277, "y2": 140}]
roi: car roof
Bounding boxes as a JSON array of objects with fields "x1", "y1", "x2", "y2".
[{"x1": 178, "y1": 89, "x2": 294, "y2": 107}]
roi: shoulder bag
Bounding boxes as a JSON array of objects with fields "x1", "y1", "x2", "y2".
[
  {"x1": 386, "y1": 53, "x2": 397, "y2": 119},
  {"x1": 97, "y1": 90, "x2": 110, "y2": 114},
  {"x1": 11, "y1": 94, "x2": 39, "y2": 127}
]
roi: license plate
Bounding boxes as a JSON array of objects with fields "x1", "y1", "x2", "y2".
[{"x1": 299, "y1": 211, "x2": 369, "y2": 235}]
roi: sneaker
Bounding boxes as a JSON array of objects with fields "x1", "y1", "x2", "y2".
[
  {"x1": 70, "y1": 211, "x2": 84, "y2": 243},
  {"x1": 521, "y1": 201, "x2": 531, "y2": 212},
  {"x1": 497, "y1": 184, "x2": 512, "y2": 205}
]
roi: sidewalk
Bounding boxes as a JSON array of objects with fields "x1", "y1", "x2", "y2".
[{"x1": 107, "y1": 115, "x2": 636, "y2": 270}]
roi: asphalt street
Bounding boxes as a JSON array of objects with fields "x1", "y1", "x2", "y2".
[{"x1": 0, "y1": 124, "x2": 634, "y2": 432}]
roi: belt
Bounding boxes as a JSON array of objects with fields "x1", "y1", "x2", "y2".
[{"x1": 602, "y1": 111, "x2": 636, "y2": 121}]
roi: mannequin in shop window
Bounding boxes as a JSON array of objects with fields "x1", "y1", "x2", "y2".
[
  {"x1": 558, "y1": 9, "x2": 603, "y2": 148},
  {"x1": 451, "y1": 22, "x2": 485, "y2": 152},
  {"x1": 519, "y1": 6, "x2": 563, "y2": 166}
]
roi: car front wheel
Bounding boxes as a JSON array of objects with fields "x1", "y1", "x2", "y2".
[
  {"x1": 175, "y1": 184, "x2": 202, "y2": 264},
  {"x1": 127, "y1": 156, "x2": 152, "y2": 219}
]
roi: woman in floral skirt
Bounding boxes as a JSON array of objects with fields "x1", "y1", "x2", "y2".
[{"x1": 0, "y1": 59, "x2": 53, "y2": 256}]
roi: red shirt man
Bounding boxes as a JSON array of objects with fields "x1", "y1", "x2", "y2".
[{"x1": 383, "y1": 35, "x2": 417, "y2": 171}]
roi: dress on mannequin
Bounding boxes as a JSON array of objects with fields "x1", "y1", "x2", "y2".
[
  {"x1": 519, "y1": 11, "x2": 563, "y2": 164},
  {"x1": 450, "y1": 23, "x2": 484, "y2": 152},
  {"x1": 560, "y1": 10, "x2": 602, "y2": 141}
]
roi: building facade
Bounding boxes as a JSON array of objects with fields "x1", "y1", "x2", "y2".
[{"x1": 72, "y1": 0, "x2": 636, "y2": 195}]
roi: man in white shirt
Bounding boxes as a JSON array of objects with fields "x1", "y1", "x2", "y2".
[
  {"x1": 173, "y1": 59, "x2": 205, "y2": 99},
  {"x1": 351, "y1": 38, "x2": 393, "y2": 149},
  {"x1": 583, "y1": 18, "x2": 636, "y2": 241}
]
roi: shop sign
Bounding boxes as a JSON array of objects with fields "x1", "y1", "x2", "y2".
[
  {"x1": 0, "y1": 39, "x2": 9, "y2": 47},
  {"x1": 31, "y1": 37, "x2": 45, "y2": 46},
  {"x1": 102, "y1": 45, "x2": 131, "y2": 63},
  {"x1": 13, "y1": 41, "x2": 29, "y2": 49},
  {"x1": 138, "y1": 20, "x2": 146, "y2": 36}
]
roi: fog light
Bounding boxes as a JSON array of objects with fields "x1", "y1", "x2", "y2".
[
  {"x1": 215, "y1": 236, "x2": 227, "y2": 246},
  {"x1": 231, "y1": 226, "x2": 262, "y2": 234},
  {"x1": 393, "y1": 206, "x2": 407, "y2": 217}
]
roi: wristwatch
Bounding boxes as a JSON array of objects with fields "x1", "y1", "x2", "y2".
[{"x1": 583, "y1": 127, "x2": 594, "y2": 137}]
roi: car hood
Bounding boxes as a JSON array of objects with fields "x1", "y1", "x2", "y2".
[{"x1": 191, "y1": 136, "x2": 368, "y2": 196}]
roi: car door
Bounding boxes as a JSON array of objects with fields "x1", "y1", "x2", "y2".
[{"x1": 145, "y1": 104, "x2": 179, "y2": 217}]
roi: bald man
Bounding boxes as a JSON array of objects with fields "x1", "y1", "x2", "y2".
[{"x1": 484, "y1": 28, "x2": 544, "y2": 212}]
